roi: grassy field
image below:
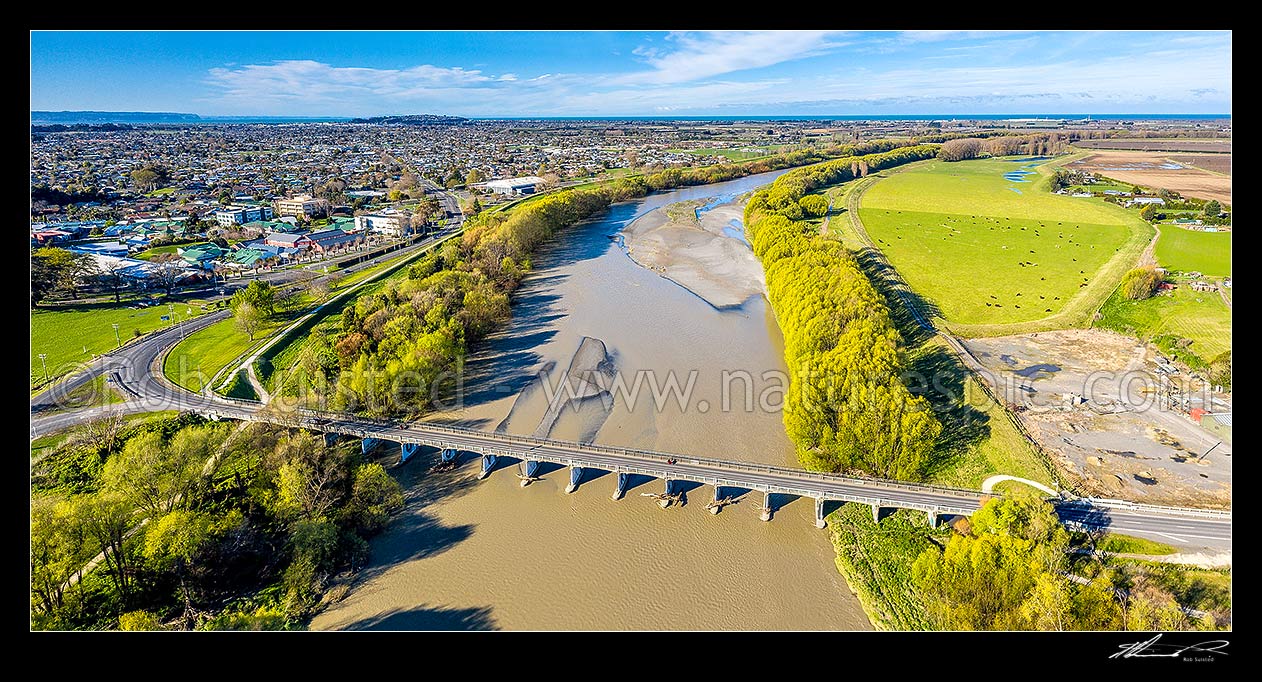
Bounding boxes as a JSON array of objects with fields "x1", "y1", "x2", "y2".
[
  {"x1": 1154, "y1": 226, "x2": 1232, "y2": 276},
  {"x1": 1096, "y1": 533, "x2": 1178, "y2": 556},
  {"x1": 1096, "y1": 285, "x2": 1231, "y2": 364},
  {"x1": 31, "y1": 302, "x2": 208, "y2": 388},
  {"x1": 858, "y1": 157, "x2": 1152, "y2": 336},
  {"x1": 132, "y1": 245, "x2": 180, "y2": 261},
  {"x1": 669, "y1": 147, "x2": 771, "y2": 161},
  {"x1": 163, "y1": 316, "x2": 282, "y2": 393}
]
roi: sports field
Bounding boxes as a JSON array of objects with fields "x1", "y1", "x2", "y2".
[
  {"x1": 859, "y1": 157, "x2": 1151, "y2": 335},
  {"x1": 1154, "y1": 226, "x2": 1231, "y2": 276},
  {"x1": 31, "y1": 302, "x2": 208, "y2": 389}
]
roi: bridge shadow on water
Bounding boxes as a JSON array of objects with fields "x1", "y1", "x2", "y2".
[
  {"x1": 344, "y1": 604, "x2": 498, "y2": 631},
  {"x1": 351, "y1": 453, "x2": 480, "y2": 587}
]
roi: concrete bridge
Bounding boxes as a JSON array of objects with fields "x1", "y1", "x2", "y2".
[{"x1": 199, "y1": 401, "x2": 1232, "y2": 541}]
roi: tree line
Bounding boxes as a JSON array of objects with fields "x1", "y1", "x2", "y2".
[
  {"x1": 31, "y1": 410, "x2": 404, "y2": 630},
  {"x1": 297, "y1": 140, "x2": 924, "y2": 416},
  {"x1": 743, "y1": 145, "x2": 944, "y2": 479}
]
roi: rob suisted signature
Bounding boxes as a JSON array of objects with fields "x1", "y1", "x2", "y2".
[{"x1": 1111, "y1": 634, "x2": 1229, "y2": 660}]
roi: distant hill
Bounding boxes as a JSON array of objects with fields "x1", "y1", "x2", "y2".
[
  {"x1": 348, "y1": 114, "x2": 470, "y2": 126},
  {"x1": 31, "y1": 110, "x2": 203, "y2": 124}
]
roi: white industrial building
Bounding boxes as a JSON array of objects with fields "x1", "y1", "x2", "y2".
[
  {"x1": 484, "y1": 176, "x2": 545, "y2": 196},
  {"x1": 354, "y1": 212, "x2": 412, "y2": 237}
]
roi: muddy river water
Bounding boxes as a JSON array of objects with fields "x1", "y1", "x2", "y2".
[{"x1": 310, "y1": 170, "x2": 871, "y2": 630}]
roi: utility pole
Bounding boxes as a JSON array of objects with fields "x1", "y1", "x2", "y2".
[
  {"x1": 112, "y1": 323, "x2": 121, "y2": 348},
  {"x1": 38, "y1": 353, "x2": 48, "y2": 382}
]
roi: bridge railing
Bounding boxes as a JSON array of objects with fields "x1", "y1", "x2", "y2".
[
  {"x1": 1059, "y1": 498, "x2": 1231, "y2": 520},
  {"x1": 201, "y1": 402, "x2": 1230, "y2": 520},
  {"x1": 270, "y1": 405, "x2": 992, "y2": 499}
]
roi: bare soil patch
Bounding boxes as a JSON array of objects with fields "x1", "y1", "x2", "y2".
[
  {"x1": 1168, "y1": 153, "x2": 1232, "y2": 175},
  {"x1": 1074, "y1": 139, "x2": 1231, "y2": 153},
  {"x1": 963, "y1": 329, "x2": 1231, "y2": 509},
  {"x1": 1068, "y1": 150, "x2": 1232, "y2": 204}
]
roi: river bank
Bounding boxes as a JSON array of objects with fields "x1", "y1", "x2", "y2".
[{"x1": 310, "y1": 169, "x2": 872, "y2": 631}]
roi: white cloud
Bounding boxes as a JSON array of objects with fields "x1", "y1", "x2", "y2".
[
  {"x1": 205, "y1": 60, "x2": 506, "y2": 105},
  {"x1": 616, "y1": 30, "x2": 849, "y2": 85},
  {"x1": 900, "y1": 30, "x2": 1035, "y2": 43},
  {"x1": 194, "y1": 34, "x2": 1230, "y2": 117}
]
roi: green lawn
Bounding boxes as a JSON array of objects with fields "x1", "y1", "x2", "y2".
[
  {"x1": 163, "y1": 316, "x2": 281, "y2": 393},
  {"x1": 31, "y1": 302, "x2": 206, "y2": 389},
  {"x1": 1096, "y1": 533, "x2": 1178, "y2": 556},
  {"x1": 1096, "y1": 285, "x2": 1231, "y2": 364},
  {"x1": 858, "y1": 157, "x2": 1151, "y2": 335},
  {"x1": 132, "y1": 244, "x2": 180, "y2": 261},
  {"x1": 1154, "y1": 226, "x2": 1232, "y2": 276}
]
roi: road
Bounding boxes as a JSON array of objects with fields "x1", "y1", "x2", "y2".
[
  {"x1": 32, "y1": 183, "x2": 466, "y2": 409},
  {"x1": 31, "y1": 183, "x2": 1228, "y2": 550}
]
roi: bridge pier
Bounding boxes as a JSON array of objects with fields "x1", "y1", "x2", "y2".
[
  {"x1": 361, "y1": 437, "x2": 380, "y2": 455},
  {"x1": 440, "y1": 448, "x2": 457, "y2": 463},
  {"x1": 760, "y1": 492, "x2": 772, "y2": 522},
  {"x1": 711, "y1": 485, "x2": 722, "y2": 515},
  {"x1": 612, "y1": 472, "x2": 628, "y2": 500},
  {"x1": 478, "y1": 454, "x2": 497, "y2": 480},
  {"x1": 566, "y1": 466, "x2": 583, "y2": 494},
  {"x1": 871, "y1": 505, "x2": 881, "y2": 524},
  {"x1": 521, "y1": 459, "x2": 540, "y2": 487},
  {"x1": 323, "y1": 432, "x2": 338, "y2": 447},
  {"x1": 927, "y1": 510, "x2": 938, "y2": 529},
  {"x1": 400, "y1": 442, "x2": 419, "y2": 463},
  {"x1": 814, "y1": 498, "x2": 827, "y2": 529}
]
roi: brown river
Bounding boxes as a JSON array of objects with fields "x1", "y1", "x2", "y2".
[{"x1": 310, "y1": 171, "x2": 871, "y2": 630}]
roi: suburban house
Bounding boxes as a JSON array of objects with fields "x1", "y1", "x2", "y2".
[
  {"x1": 275, "y1": 194, "x2": 329, "y2": 219},
  {"x1": 1127, "y1": 197, "x2": 1166, "y2": 207},
  {"x1": 354, "y1": 211, "x2": 412, "y2": 237},
  {"x1": 31, "y1": 229, "x2": 73, "y2": 246},
  {"x1": 307, "y1": 228, "x2": 363, "y2": 254},
  {"x1": 484, "y1": 175, "x2": 545, "y2": 196},
  {"x1": 177, "y1": 243, "x2": 230, "y2": 268},
  {"x1": 214, "y1": 204, "x2": 274, "y2": 226}
]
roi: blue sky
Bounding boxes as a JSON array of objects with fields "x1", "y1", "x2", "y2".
[{"x1": 30, "y1": 30, "x2": 1232, "y2": 117}]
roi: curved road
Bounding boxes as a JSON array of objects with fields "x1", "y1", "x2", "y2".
[{"x1": 31, "y1": 198, "x2": 1229, "y2": 551}]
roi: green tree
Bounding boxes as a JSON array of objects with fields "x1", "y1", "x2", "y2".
[
  {"x1": 31, "y1": 247, "x2": 94, "y2": 306},
  {"x1": 142, "y1": 510, "x2": 223, "y2": 619},
  {"x1": 275, "y1": 433, "x2": 348, "y2": 521},
  {"x1": 1120, "y1": 266, "x2": 1162, "y2": 301},
  {"x1": 465, "y1": 168, "x2": 485, "y2": 185},
  {"x1": 798, "y1": 194, "x2": 828, "y2": 218},
  {"x1": 73, "y1": 492, "x2": 137, "y2": 605},
  {"x1": 230, "y1": 279, "x2": 275, "y2": 318},
  {"x1": 1202, "y1": 200, "x2": 1221, "y2": 217},
  {"x1": 119, "y1": 610, "x2": 165, "y2": 631},
  {"x1": 31, "y1": 495, "x2": 88, "y2": 618},
  {"x1": 1140, "y1": 204, "x2": 1158, "y2": 222},
  {"x1": 103, "y1": 424, "x2": 224, "y2": 516},
  {"x1": 344, "y1": 463, "x2": 404, "y2": 535},
  {"x1": 233, "y1": 302, "x2": 262, "y2": 342}
]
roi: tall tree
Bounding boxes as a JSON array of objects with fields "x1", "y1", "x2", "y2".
[{"x1": 233, "y1": 302, "x2": 262, "y2": 341}]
